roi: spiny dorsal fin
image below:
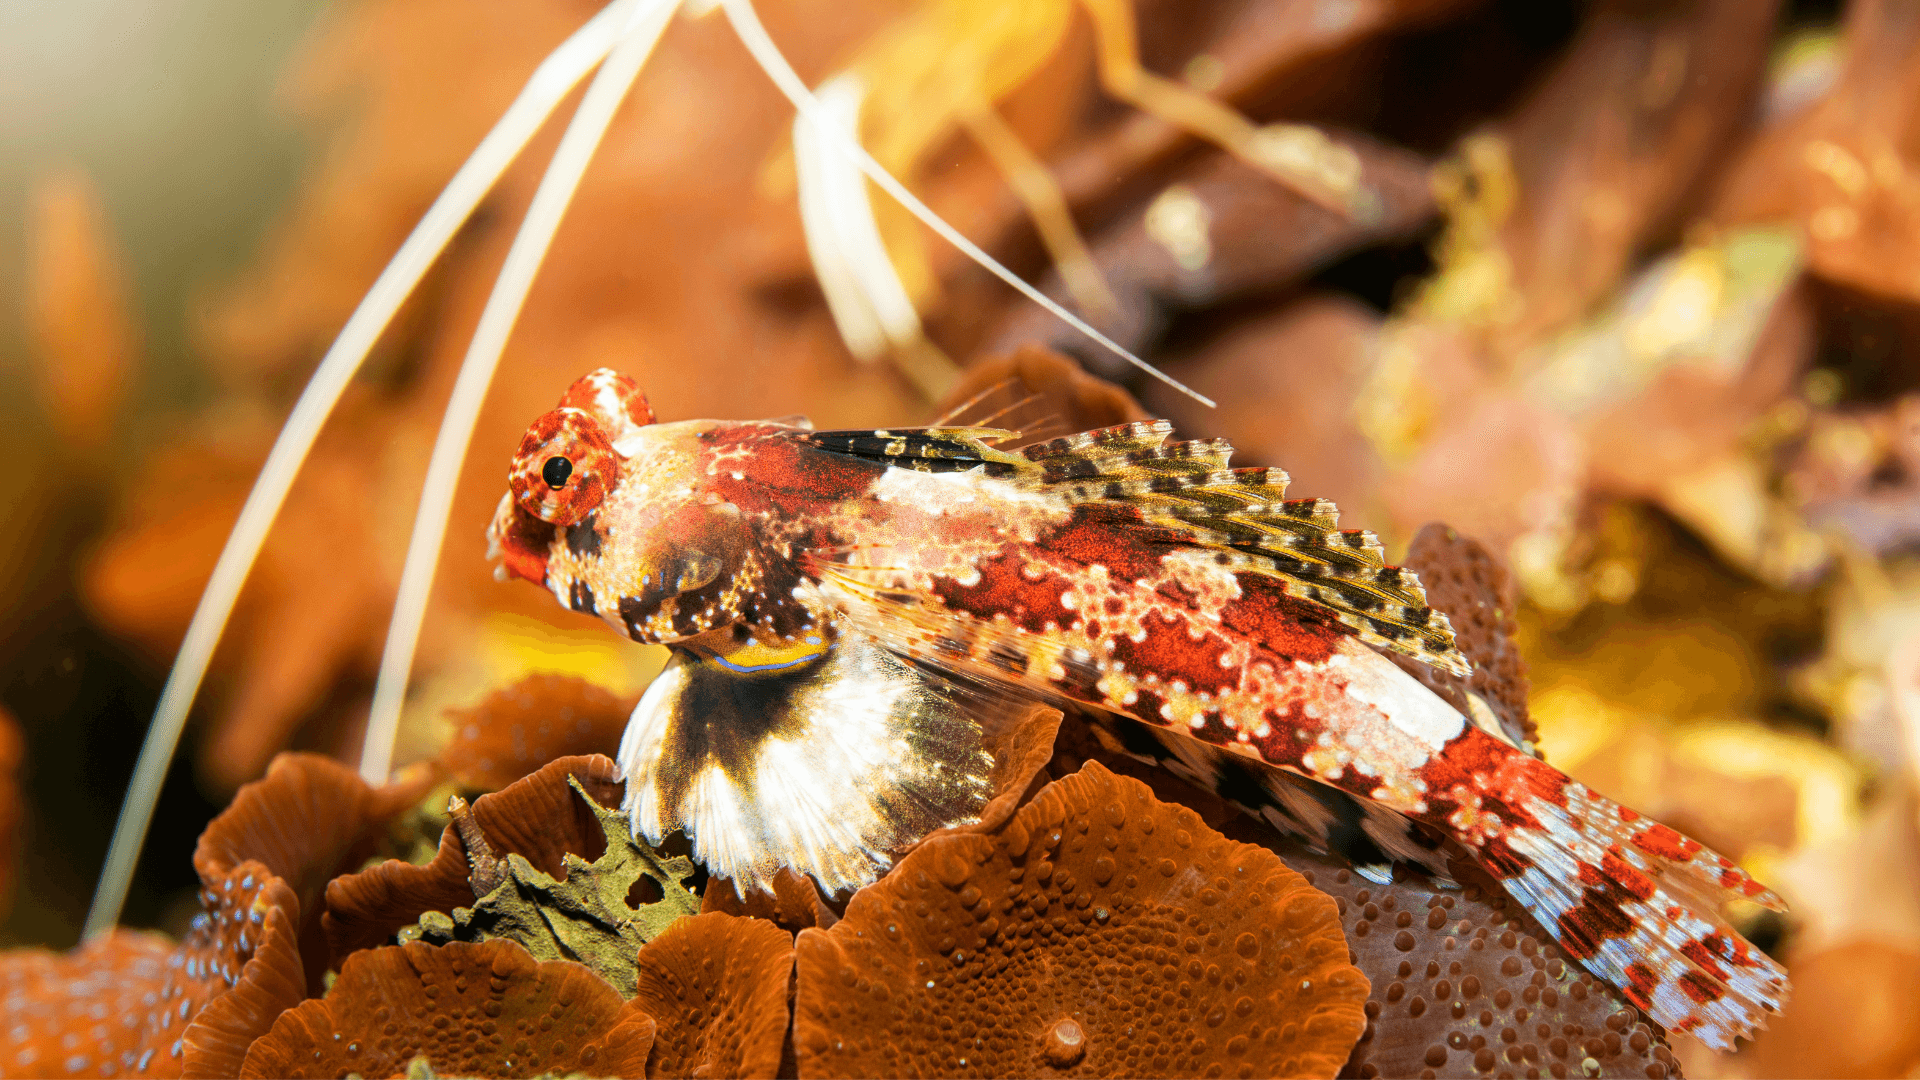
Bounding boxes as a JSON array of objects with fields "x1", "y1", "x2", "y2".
[
  {"x1": 1019, "y1": 420, "x2": 1174, "y2": 461},
  {"x1": 795, "y1": 427, "x2": 1022, "y2": 474},
  {"x1": 1018, "y1": 428, "x2": 1471, "y2": 677},
  {"x1": 797, "y1": 421, "x2": 1470, "y2": 676}
]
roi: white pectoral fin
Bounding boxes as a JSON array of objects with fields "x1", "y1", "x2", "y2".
[{"x1": 616, "y1": 635, "x2": 994, "y2": 895}]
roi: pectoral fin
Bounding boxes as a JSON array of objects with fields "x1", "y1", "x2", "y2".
[{"x1": 616, "y1": 630, "x2": 996, "y2": 895}]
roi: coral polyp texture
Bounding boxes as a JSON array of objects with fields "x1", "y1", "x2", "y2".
[
  {"x1": 793, "y1": 761, "x2": 1371, "y2": 1078},
  {"x1": 238, "y1": 939, "x2": 656, "y2": 1079}
]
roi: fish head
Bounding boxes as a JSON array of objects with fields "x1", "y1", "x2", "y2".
[{"x1": 488, "y1": 368, "x2": 759, "y2": 644}]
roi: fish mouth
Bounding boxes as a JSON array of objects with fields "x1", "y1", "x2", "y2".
[{"x1": 486, "y1": 491, "x2": 555, "y2": 584}]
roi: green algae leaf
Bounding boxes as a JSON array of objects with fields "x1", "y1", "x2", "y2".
[{"x1": 402, "y1": 776, "x2": 699, "y2": 997}]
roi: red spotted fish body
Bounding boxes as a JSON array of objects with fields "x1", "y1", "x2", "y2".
[{"x1": 488, "y1": 368, "x2": 1788, "y2": 1049}]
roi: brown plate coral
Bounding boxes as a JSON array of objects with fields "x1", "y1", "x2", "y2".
[
  {"x1": 631, "y1": 912, "x2": 794, "y2": 1080},
  {"x1": 238, "y1": 939, "x2": 656, "y2": 1079},
  {"x1": 794, "y1": 761, "x2": 1370, "y2": 1079}
]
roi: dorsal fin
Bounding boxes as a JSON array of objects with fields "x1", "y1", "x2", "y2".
[
  {"x1": 794, "y1": 421, "x2": 1470, "y2": 676},
  {"x1": 794, "y1": 427, "x2": 1022, "y2": 474},
  {"x1": 1017, "y1": 425, "x2": 1469, "y2": 676}
]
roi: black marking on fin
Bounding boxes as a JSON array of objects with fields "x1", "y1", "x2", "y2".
[{"x1": 797, "y1": 428, "x2": 1020, "y2": 474}]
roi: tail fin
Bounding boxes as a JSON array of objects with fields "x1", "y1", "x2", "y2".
[{"x1": 1487, "y1": 770, "x2": 1789, "y2": 1050}]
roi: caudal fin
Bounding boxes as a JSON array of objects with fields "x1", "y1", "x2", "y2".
[{"x1": 1491, "y1": 777, "x2": 1789, "y2": 1050}]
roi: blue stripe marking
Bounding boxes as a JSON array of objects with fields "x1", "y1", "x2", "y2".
[{"x1": 709, "y1": 647, "x2": 828, "y2": 675}]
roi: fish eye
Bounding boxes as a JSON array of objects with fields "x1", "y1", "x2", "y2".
[{"x1": 509, "y1": 407, "x2": 615, "y2": 526}]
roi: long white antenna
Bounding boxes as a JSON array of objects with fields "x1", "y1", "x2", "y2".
[
  {"x1": 83, "y1": 3, "x2": 630, "y2": 941},
  {"x1": 357, "y1": 0, "x2": 679, "y2": 786},
  {"x1": 719, "y1": 0, "x2": 1214, "y2": 409}
]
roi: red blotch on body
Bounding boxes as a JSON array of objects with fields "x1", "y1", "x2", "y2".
[
  {"x1": 1245, "y1": 701, "x2": 1316, "y2": 772},
  {"x1": 1677, "y1": 971, "x2": 1725, "y2": 1005},
  {"x1": 1682, "y1": 938, "x2": 1731, "y2": 981},
  {"x1": 932, "y1": 553, "x2": 1077, "y2": 636},
  {"x1": 1104, "y1": 612, "x2": 1238, "y2": 697},
  {"x1": 1478, "y1": 835, "x2": 1535, "y2": 879},
  {"x1": 1216, "y1": 575, "x2": 1347, "y2": 666},
  {"x1": 1719, "y1": 867, "x2": 1769, "y2": 897},
  {"x1": 1038, "y1": 504, "x2": 1171, "y2": 584},
  {"x1": 1491, "y1": 750, "x2": 1569, "y2": 811},
  {"x1": 704, "y1": 427, "x2": 888, "y2": 508},
  {"x1": 1631, "y1": 823, "x2": 1702, "y2": 862},
  {"x1": 1555, "y1": 887, "x2": 1636, "y2": 961},
  {"x1": 1601, "y1": 847, "x2": 1657, "y2": 902},
  {"x1": 559, "y1": 367, "x2": 654, "y2": 429},
  {"x1": 1694, "y1": 932, "x2": 1761, "y2": 972},
  {"x1": 1129, "y1": 689, "x2": 1168, "y2": 727},
  {"x1": 1415, "y1": 728, "x2": 1558, "y2": 834},
  {"x1": 1622, "y1": 962, "x2": 1659, "y2": 1010}
]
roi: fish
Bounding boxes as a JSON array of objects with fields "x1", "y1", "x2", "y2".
[{"x1": 487, "y1": 366, "x2": 1789, "y2": 1049}]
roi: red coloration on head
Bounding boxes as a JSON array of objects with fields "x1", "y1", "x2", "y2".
[
  {"x1": 559, "y1": 367, "x2": 655, "y2": 436},
  {"x1": 509, "y1": 407, "x2": 616, "y2": 526},
  {"x1": 491, "y1": 500, "x2": 554, "y2": 584}
]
